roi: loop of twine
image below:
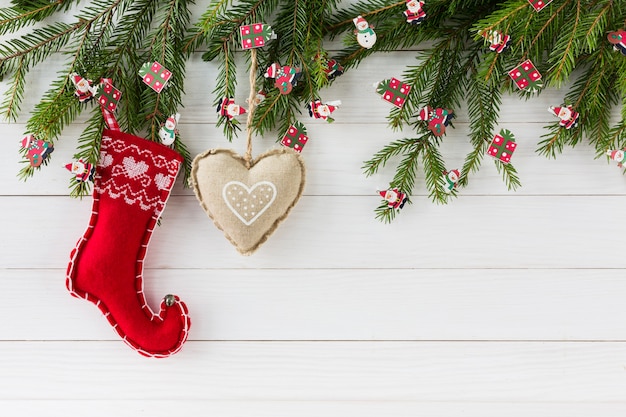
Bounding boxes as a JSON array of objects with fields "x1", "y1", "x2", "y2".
[{"x1": 244, "y1": 48, "x2": 258, "y2": 168}]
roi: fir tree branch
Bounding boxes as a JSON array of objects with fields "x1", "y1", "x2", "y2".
[
  {"x1": 0, "y1": 0, "x2": 76, "y2": 36},
  {"x1": 547, "y1": 0, "x2": 581, "y2": 87},
  {"x1": 363, "y1": 136, "x2": 426, "y2": 176},
  {"x1": 0, "y1": 0, "x2": 126, "y2": 124},
  {"x1": 527, "y1": 0, "x2": 572, "y2": 55},
  {"x1": 197, "y1": 0, "x2": 280, "y2": 140},
  {"x1": 0, "y1": 55, "x2": 25, "y2": 121},
  {"x1": 326, "y1": 0, "x2": 404, "y2": 33},
  {"x1": 605, "y1": 121, "x2": 626, "y2": 152},
  {"x1": 70, "y1": 107, "x2": 106, "y2": 197},
  {"x1": 143, "y1": 0, "x2": 191, "y2": 142},
  {"x1": 0, "y1": 21, "x2": 86, "y2": 66},
  {"x1": 494, "y1": 161, "x2": 521, "y2": 191},
  {"x1": 461, "y1": 59, "x2": 502, "y2": 187},
  {"x1": 183, "y1": 0, "x2": 234, "y2": 53},
  {"x1": 473, "y1": 1, "x2": 529, "y2": 36},
  {"x1": 576, "y1": 0, "x2": 612, "y2": 54},
  {"x1": 421, "y1": 140, "x2": 447, "y2": 204},
  {"x1": 0, "y1": 0, "x2": 124, "y2": 70}
]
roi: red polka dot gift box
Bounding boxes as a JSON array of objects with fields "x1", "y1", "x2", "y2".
[
  {"x1": 487, "y1": 129, "x2": 517, "y2": 164},
  {"x1": 528, "y1": 0, "x2": 553, "y2": 12},
  {"x1": 375, "y1": 77, "x2": 412, "y2": 109},
  {"x1": 281, "y1": 121, "x2": 309, "y2": 153},
  {"x1": 240, "y1": 23, "x2": 275, "y2": 50},
  {"x1": 508, "y1": 59, "x2": 543, "y2": 93},
  {"x1": 138, "y1": 61, "x2": 172, "y2": 93}
]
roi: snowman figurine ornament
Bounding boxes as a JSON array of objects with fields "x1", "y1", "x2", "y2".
[
  {"x1": 353, "y1": 16, "x2": 377, "y2": 49},
  {"x1": 159, "y1": 113, "x2": 180, "y2": 146}
]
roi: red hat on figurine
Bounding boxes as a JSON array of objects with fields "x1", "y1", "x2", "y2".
[
  {"x1": 418, "y1": 106, "x2": 431, "y2": 121},
  {"x1": 264, "y1": 63, "x2": 278, "y2": 79},
  {"x1": 232, "y1": 105, "x2": 246, "y2": 116},
  {"x1": 20, "y1": 134, "x2": 34, "y2": 149},
  {"x1": 353, "y1": 16, "x2": 367, "y2": 26}
]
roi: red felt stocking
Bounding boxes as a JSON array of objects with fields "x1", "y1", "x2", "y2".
[{"x1": 66, "y1": 129, "x2": 190, "y2": 357}]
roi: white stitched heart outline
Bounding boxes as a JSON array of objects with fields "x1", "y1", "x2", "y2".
[{"x1": 222, "y1": 181, "x2": 277, "y2": 226}]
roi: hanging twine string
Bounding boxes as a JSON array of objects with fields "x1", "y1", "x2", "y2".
[{"x1": 244, "y1": 48, "x2": 259, "y2": 168}]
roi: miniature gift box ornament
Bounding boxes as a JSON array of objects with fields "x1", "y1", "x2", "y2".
[
  {"x1": 488, "y1": 129, "x2": 517, "y2": 164},
  {"x1": 139, "y1": 61, "x2": 172, "y2": 93},
  {"x1": 375, "y1": 78, "x2": 412, "y2": 108}
]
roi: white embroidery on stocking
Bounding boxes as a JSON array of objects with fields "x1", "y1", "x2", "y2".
[
  {"x1": 99, "y1": 152, "x2": 113, "y2": 168},
  {"x1": 154, "y1": 173, "x2": 171, "y2": 190},
  {"x1": 113, "y1": 156, "x2": 152, "y2": 189},
  {"x1": 122, "y1": 156, "x2": 149, "y2": 178},
  {"x1": 95, "y1": 136, "x2": 180, "y2": 213},
  {"x1": 222, "y1": 181, "x2": 277, "y2": 226}
]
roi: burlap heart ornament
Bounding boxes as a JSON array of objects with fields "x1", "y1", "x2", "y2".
[{"x1": 191, "y1": 148, "x2": 306, "y2": 255}]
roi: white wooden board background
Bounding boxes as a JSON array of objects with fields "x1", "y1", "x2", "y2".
[{"x1": 2, "y1": 2, "x2": 626, "y2": 415}]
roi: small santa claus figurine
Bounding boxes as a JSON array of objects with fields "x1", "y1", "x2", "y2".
[
  {"x1": 307, "y1": 99, "x2": 341, "y2": 123},
  {"x1": 70, "y1": 73, "x2": 96, "y2": 102},
  {"x1": 548, "y1": 105, "x2": 579, "y2": 129},
  {"x1": 404, "y1": 0, "x2": 426, "y2": 25},
  {"x1": 353, "y1": 16, "x2": 377, "y2": 49},
  {"x1": 217, "y1": 98, "x2": 247, "y2": 121},
  {"x1": 607, "y1": 148, "x2": 626, "y2": 168},
  {"x1": 484, "y1": 30, "x2": 511, "y2": 53},
  {"x1": 65, "y1": 159, "x2": 95, "y2": 183},
  {"x1": 378, "y1": 188, "x2": 408, "y2": 210},
  {"x1": 442, "y1": 169, "x2": 460, "y2": 193},
  {"x1": 158, "y1": 113, "x2": 180, "y2": 146}
]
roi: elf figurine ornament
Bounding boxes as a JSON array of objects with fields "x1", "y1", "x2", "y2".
[
  {"x1": 20, "y1": 134, "x2": 54, "y2": 167},
  {"x1": 608, "y1": 29, "x2": 626, "y2": 56},
  {"x1": 417, "y1": 106, "x2": 455, "y2": 137},
  {"x1": 353, "y1": 16, "x2": 377, "y2": 49},
  {"x1": 264, "y1": 63, "x2": 301, "y2": 95}
]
